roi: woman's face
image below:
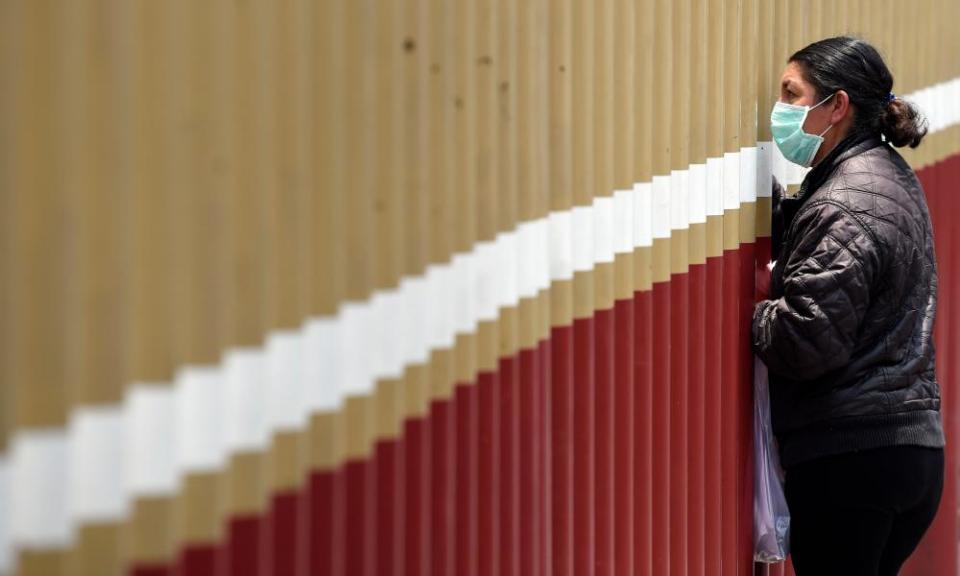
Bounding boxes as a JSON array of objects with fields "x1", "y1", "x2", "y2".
[{"x1": 778, "y1": 61, "x2": 834, "y2": 136}]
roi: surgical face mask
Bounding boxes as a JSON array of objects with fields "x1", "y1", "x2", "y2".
[{"x1": 770, "y1": 93, "x2": 836, "y2": 168}]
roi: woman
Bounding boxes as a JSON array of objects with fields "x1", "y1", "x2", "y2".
[{"x1": 752, "y1": 36, "x2": 945, "y2": 574}]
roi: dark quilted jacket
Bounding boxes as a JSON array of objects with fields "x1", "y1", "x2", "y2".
[{"x1": 752, "y1": 133, "x2": 945, "y2": 468}]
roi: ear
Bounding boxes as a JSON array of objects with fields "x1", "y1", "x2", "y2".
[{"x1": 829, "y1": 90, "x2": 851, "y2": 124}]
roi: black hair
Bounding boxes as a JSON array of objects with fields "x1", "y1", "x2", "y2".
[{"x1": 789, "y1": 36, "x2": 927, "y2": 148}]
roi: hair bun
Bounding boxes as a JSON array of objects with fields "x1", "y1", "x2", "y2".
[{"x1": 882, "y1": 98, "x2": 928, "y2": 148}]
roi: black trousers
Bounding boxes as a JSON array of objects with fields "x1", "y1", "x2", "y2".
[{"x1": 784, "y1": 445, "x2": 944, "y2": 576}]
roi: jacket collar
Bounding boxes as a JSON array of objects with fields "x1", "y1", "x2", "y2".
[{"x1": 798, "y1": 131, "x2": 886, "y2": 203}]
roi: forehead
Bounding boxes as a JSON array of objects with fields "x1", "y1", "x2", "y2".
[{"x1": 780, "y1": 62, "x2": 809, "y2": 90}]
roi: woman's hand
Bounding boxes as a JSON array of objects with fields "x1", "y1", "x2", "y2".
[{"x1": 756, "y1": 259, "x2": 773, "y2": 301}]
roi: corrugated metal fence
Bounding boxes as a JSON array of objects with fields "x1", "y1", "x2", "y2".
[{"x1": 1, "y1": 1, "x2": 959, "y2": 575}]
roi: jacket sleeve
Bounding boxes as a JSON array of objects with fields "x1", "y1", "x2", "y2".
[{"x1": 752, "y1": 202, "x2": 882, "y2": 380}]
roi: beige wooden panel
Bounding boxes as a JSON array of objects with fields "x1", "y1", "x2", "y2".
[
  {"x1": 671, "y1": 0, "x2": 690, "y2": 277},
  {"x1": 261, "y1": 0, "x2": 311, "y2": 494},
  {"x1": 123, "y1": 0, "x2": 178, "y2": 565},
  {"x1": 367, "y1": 0, "x2": 409, "y2": 448},
  {"x1": 614, "y1": 0, "x2": 637, "y2": 294},
  {"x1": 476, "y1": 0, "x2": 500, "y2": 373},
  {"x1": 533, "y1": 0, "x2": 551, "y2": 343},
  {"x1": 652, "y1": 0, "x2": 672, "y2": 180},
  {"x1": 705, "y1": 0, "x2": 725, "y2": 260},
  {"x1": 651, "y1": 0, "x2": 671, "y2": 284},
  {"x1": 309, "y1": 0, "x2": 348, "y2": 472},
  {"x1": 66, "y1": 0, "x2": 137, "y2": 573},
  {"x1": 9, "y1": 0, "x2": 69, "y2": 437},
  {"x1": 740, "y1": 0, "x2": 757, "y2": 246},
  {"x1": 706, "y1": 0, "x2": 724, "y2": 162},
  {"x1": 570, "y1": 0, "x2": 596, "y2": 317},
  {"x1": 166, "y1": 0, "x2": 224, "y2": 549},
  {"x1": 0, "y1": 0, "x2": 13, "y2": 458},
  {"x1": 688, "y1": 0, "x2": 709, "y2": 269},
  {"x1": 9, "y1": 2, "x2": 70, "y2": 572},
  {"x1": 549, "y1": 0, "x2": 575, "y2": 326},
  {"x1": 722, "y1": 0, "x2": 741, "y2": 252},
  {"x1": 65, "y1": 0, "x2": 127, "y2": 410},
  {"x1": 593, "y1": 0, "x2": 616, "y2": 311},
  {"x1": 212, "y1": 0, "x2": 268, "y2": 521},
  {"x1": 758, "y1": 0, "x2": 774, "y2": 145}
]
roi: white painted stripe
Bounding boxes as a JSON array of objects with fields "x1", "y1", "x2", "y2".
[
  {"x1": 68, "y1": 407, "x2": 126, "y2": 523},
  {"x1": 304, "y1": 317, "x2": 340, "y2": 412},
  {"x1": 454, "y1": 252, "x2": 476, "y2": 334},
  {"x1": 948, "y1": 80, "x2": 959, "y2": 127},
  {"x1": 536, "y1": 217, "x2": 551, "y2": 292},
  {"x1": 6, "y1": 75, "x2": 959, "y2": 557},
  {"x1": 0, "y1": 456, "x2": 11, "y2": 575},
  {"x1": 549, "y1": 210, "x2": 574, "y2": 280},
  {"x1": 11, "y1": 430, "x2": 70, "y2": 548},
  {"x1": 740, "y1": 147, "x2": 758, "y2": 203},
  {"x1": 518, "y1": 221, "x2": 539, "y2": 299},
  {"x1": 633, "y1": 182, "x2": 653, "y2": 248},
  {"x1": 572, "y1": 204, "x2": 595, "y2": 272},
  {"x1": 689, "y1": 164, "x2": 707, "y2": 225},
  {"x1": 436, "y1": 264, "x2": 457, "y2": 346},
  {"x1": 368, "y1": 291, "x2": 389, "y2": 387},
  {"x1": 402, "y1": 274, "x2": 429, "y2": 366},
  {"x1": 496, "y1": 231, "x2": 515, "y2": 309},
  {"x1": 378, "y1": 289, "x2": 404, "y2": 381},
  {"x1": 706, "y1": 156, "x2": 724, "y2": 217},
  {"x1": 594, "y1": 195, "x2": 615, "y2": 264},
  {"x1": 756, "y1": 142, "x2": 773, "y2": 198},
  {"x1": 770, "y1": 138, "x2": 789, "y2": 191},
  {"x1": 339, "y1": 303, "x2": 369, "y2": 396},
  {"x1": 476, "y1": 239, "x2": 497, "y2": 319},
  {"x1": 652, "y1": 175, "x2": 671, "y2": 239},
  {"x1": 670, "y1": 169, "x2": 690, "y2": 231},
  {"x1": 613, "y1": 189, "x2": 634, "y2": 254},
  {"x1": 911, "y1": 87, "x2": 933, "y2": 132},
  {"x1": 265, "y1": 329, "x2": 304, "y2": 432},
  {"x1": 124, "y1": 384, "x2": 177, "y2": 495},
  {"x1": 174, "y1": 366, "x2": 223, "y2": 473},
  {"x1": 224, "y1": 347, "x2": 267, "y2": 452},
  {"x1": 723, "y1": 151, "x2": 741, "y2": 210}
]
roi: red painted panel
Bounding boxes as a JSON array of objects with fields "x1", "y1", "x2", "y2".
[
  {"x1": 177, "y1": 546, "x2": 217, "y2": 576},
  {"x1": 613, "y1": 296, "x2": 635, "y2": 576},
  {"x1": 478, "y1": 369, "x2": 501, "y2": 576},
  {"x1": 550, "y1": 324, "x2": 575, "y2": 576},
  {"x1": 739, "y1": 240, "x2": 757, "y2": 576},
  {"x1": 307, "y1": 469, "x2": 337, "y2": 576},
  {"x1": 403, "y1": 417, "x2": 430, "y2": 576},
  {"x1": 499, "y1": 353, "x2": 520, "y2": 576},
  {"x1": 634, "y1": 288, "x2": 654, "y2": 576},
  {"x1": 704, "y1": 255, "x2": 724, "y2": 576},
  {"x1": 340, "y1": 461, "x2": 374, "y2": 576},
  {"x1": 221, "y1": 516, "x2": 260, "y2": 576},
  {"x1": 573, "y1": 315, "x2": 596, "y2": 576},
  {"x1": 904, "y1": 157, "x2": 959, "y2": 576},
  {"x1": 594, "y1": 307, "x2": 616, "y2": 576},
  {"x1": 455, "y1": 383, "x2": 479, "y2": 576},
  {"x1": 687, "y1": 262, "x2": 707, "y2": 576},
  {"x1": 521, "y1": 345, "x2": 543, "y2": 576},
  {"x1": 260, "y1": 490, "x2": 302, "y2": 576},
  {"x1": 375, "y1": 438, "x2": 405, "y2": 576},
  {"x1": 720, "y1": 248, "x2": 740, "y2": 576},
  {"x1": 651, "y1": 281, "x2": 672, "y2": 575},
  {"x1": 539, "y1": 337, "x2": 553, "y2": 576},
  {"x1": 430, "y1": 397, "x2": 456, "y2": 576},
  {"x1": 670, "y1": 273, "x2": 690, "y2": 576}
]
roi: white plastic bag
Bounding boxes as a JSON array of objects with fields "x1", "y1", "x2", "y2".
[{"x1": 753, "y1": 357, "x2": 791, "y2": 563}]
